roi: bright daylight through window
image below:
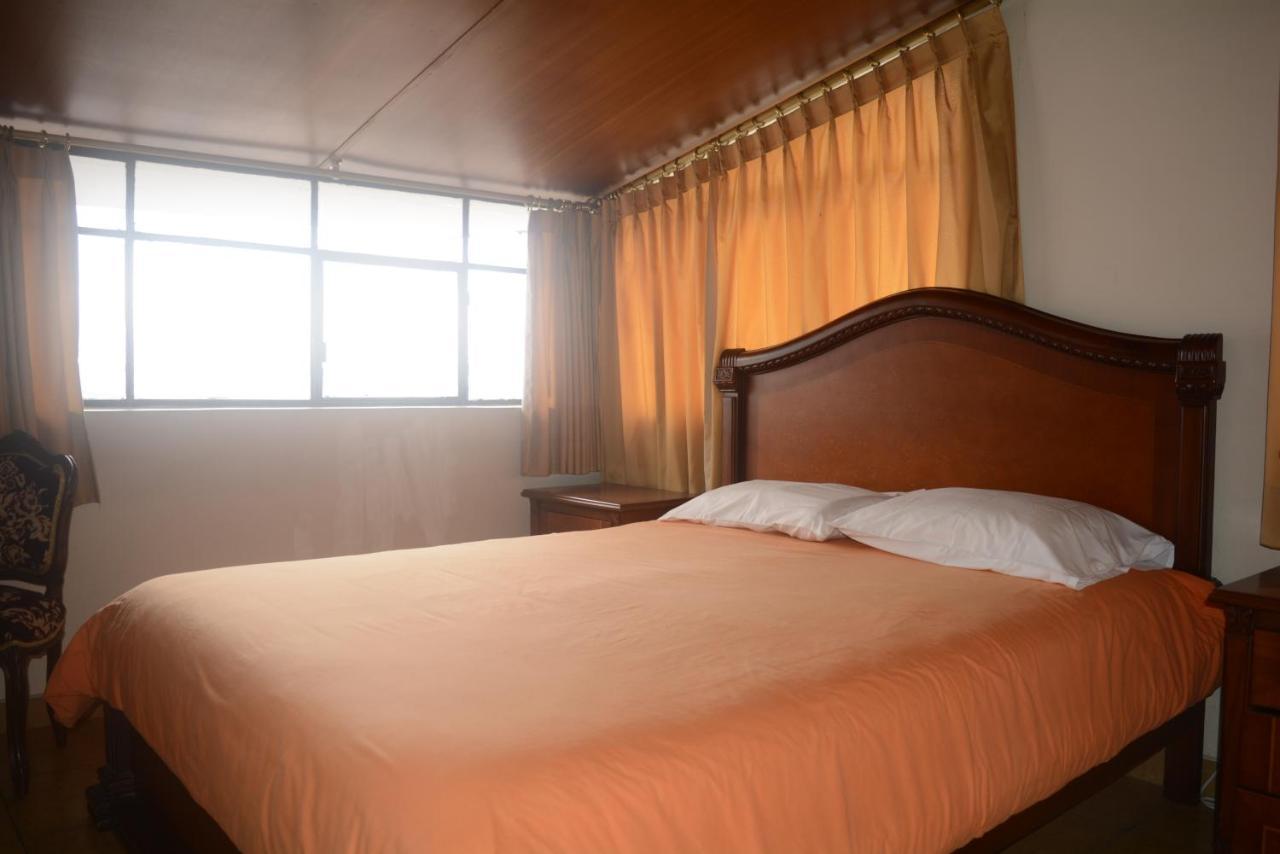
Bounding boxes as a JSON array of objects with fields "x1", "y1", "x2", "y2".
[{"x1": 71, "y1": 154, "x2": 529, "y2": 405}]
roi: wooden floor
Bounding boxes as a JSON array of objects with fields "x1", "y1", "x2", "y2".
[
  {"x1": 1006, "y1": 776, "x2": 1214, "y2": 854},
  {"x1": 0, "y1": 719, "x2": 1214, "y2": 853},
  {"x1": 0, "y1": 719, "x2": 123, "y2": 854}
]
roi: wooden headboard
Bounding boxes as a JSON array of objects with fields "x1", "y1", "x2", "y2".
[{"x1": 714, "y1": 289, "x2": 1226, "y2": 578}]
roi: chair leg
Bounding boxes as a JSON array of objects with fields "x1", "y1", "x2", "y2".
[
  {"x1": 1, "y1": 651, "x2": 30, "y2": 798},
  {"x1": 45, "y1": 638, "x2": 66, "y2": 748}
]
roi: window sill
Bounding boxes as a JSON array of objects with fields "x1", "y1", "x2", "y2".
[{"x1": 84, "y1": 401, "x2": 521, "y2": 413}]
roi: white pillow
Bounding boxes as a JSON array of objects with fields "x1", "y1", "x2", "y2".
[
  {"x1": 830, "y1": 487, "x2": 1175, "y2": 590},
  {"x1": 660, "y1": 480, "x2": 892, "y2": 542}
]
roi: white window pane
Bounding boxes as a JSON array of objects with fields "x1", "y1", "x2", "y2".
[
  {"x1": 322, "y1": 262, "x2": 458, "y2": 398},
  {"x1": 77, "y1": 235, "x2": 126, "y2": 399},
  {"x1": 133, "y1": 242, "x2": 310, "y2": 399},
  {"x1": 319, "y1": 184, "x2": 461, "y2": 261},
  {"x1": 468, "y1": 200, "x2": 527, "y2": 268},
  {"x1": 134, "y1": 162, "x2": 310, "y2": 247},
  {"x1": 70, "y1": 156, "x2": 125, "y2": 230},
  {"x1": 468, "y1": 270, "x2": 525, "y2": 401}
]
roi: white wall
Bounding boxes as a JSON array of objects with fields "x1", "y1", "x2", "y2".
[
  {"x1": 40, "y1": 407, "x2": 594, "y2": 696},
  {"x1": 1004, "y1": 0, "x2": 1280, "y2": 752}
]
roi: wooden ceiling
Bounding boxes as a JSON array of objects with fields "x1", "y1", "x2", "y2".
[{"x1": 1, "y1": 0, "x2": 962, "y2": 198}]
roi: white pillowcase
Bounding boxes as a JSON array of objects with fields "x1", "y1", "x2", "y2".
[
  {"x1": 831, "y1": 487, "x2": 1175, "y2": 590},
  {"x1": 660, "y1": 480, "x2": 892, "y2": 542}
]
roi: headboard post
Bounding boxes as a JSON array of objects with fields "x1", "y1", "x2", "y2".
[
  {"x1": 714, "y1": 352, "x2": 747, "y2": 484},
  {"x1": 1173, "y1": 333, "x2": 1226, "y2": 579},
  {"x1": 714, "y1": 289, "x2": 1226, "y2": 579}
]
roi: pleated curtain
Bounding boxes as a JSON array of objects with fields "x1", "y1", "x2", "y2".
[
  {"x1": 0, "y1": 135, "x2": 98, "y2": 504},
  {"x1": 1261, "y1": 90, "x2": 1280, "y2": 547},
  {"x1": 521, "y1": 207, "x2": 606, "y2": 475},
  {"x1": 523, "y1": 6, "x2": 1022, "y2": 492}
]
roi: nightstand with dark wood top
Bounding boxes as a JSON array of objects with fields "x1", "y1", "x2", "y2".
[
  {"x1": 521, "y1": 483, "x2": 691, "y2": 535},
  {"x1": 1209, "y1": 566, "x2": 1280, "y2": 852}
]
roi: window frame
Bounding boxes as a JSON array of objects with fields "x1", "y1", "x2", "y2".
[{"x1": 74, "y1": 148, "x2": 528, "y2": 409}]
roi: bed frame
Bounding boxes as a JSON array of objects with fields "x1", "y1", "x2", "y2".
[
  {"x1": 88, "y1": 287, "x2": 1225, "y2": 852},
  {"x1": 715, "y1": 287, "x2": 1225, "y2": 849}
]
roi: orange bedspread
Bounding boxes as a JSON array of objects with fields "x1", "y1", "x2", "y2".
[{"x1": 47, "y1": 522, "x2": 1221, "y2": 853}]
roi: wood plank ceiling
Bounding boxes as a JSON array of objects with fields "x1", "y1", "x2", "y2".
[{"x1": 0, "y1": 0, "x2": 962, "y2": 198}]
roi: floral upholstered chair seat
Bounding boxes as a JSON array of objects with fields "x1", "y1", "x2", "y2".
[{"x1": 0, "y1": 587, "x2": 66, "y2": 653}]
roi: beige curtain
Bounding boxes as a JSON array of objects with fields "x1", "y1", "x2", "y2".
[
  {"x1": 600, "y1": 6, "x2": 1021, "y2": 493},
  {"x1": 1262, "y1": 92, "x2": 1280, "y2": 547},
  {"x1": 602, "y1": 181, "x2": 715, "y2": 488},
  {"x1": 0, "y1": 136, "x2": 98, "y2": 504},
  {"x1": 521, "y1": 208, "x2": 605, "y2": 475}
]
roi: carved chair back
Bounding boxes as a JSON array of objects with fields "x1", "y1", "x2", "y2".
[{"x1": 0, "y1": 431, "x2": 77, "y2": 599}]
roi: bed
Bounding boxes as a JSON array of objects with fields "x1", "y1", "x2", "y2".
[{"x1": 46, "y1": 287, "x2": 1226, "y2": 853}]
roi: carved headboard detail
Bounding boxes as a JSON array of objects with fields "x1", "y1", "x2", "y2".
[{"x1": 714, "y1": 288, "x2": 1225, "y2": 578}]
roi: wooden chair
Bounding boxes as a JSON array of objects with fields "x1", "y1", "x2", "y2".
[{"x1": 0, "y1": 430, "x2": 77, "y2": 797}]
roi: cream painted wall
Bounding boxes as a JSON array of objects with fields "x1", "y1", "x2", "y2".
[
  {"x1": 1003, "y1": 0, "x2": 1280, "y2": 752},
  {"x1": 37, "y1": 407, "x2": 595, "y2": 696}
]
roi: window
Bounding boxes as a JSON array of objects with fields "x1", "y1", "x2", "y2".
[
  {"x1": 321, "y1": 262, "x2": 458, "y2": 398},
  {"x1": 71, "y1": 153, "x2": 529, "y2": 405}
]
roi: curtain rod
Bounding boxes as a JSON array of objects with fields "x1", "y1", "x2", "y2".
[
  {"x1": 528, "y1": 196, "x2": 600, "y2": 213},
  {"x1": 603, "y1": 0, "x2": 1000, "y2": 200},
  {"x1": 3, "y1": 127, "x2": 575, "y2": 208}
]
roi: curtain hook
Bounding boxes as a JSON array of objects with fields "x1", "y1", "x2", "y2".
[
  {"x1": 870, "y1": 60, "x2": 887, "y2": 101},
  {"x1": 38, "y1": 130, "x2": 49, "y2": 149},
  {"x1": 899, "y1": 40, "x2": 915, "y2": 81},
  {"x1": 925, "y1": 30, "x2": 945, "y2": 67},
  {"x1": 955, "y1": 10, "x2": 972, "y2": 47},
  {"x1": 842, "y1": 70, "x2": 862, "y2": 113},
  {"x1": 818, "y1": 80, "x2": 834, "y2": 112},
  {"x1": 707, "y1": 140, "x2": 725, "y2": 175},
  {"x1": 926, "y1": 29, "x2": 953, "y2": 108},
  {"x1": 814, "y1": 80, "x2": 839, "y2": 127}
]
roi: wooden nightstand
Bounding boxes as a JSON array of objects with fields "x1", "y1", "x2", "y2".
[
  {"x1": 521, "y1": 483, "x2": 691, "y2": 535},
  {"x1": 1209, "y1": 567, "x2": 1280, "y2": 852}
]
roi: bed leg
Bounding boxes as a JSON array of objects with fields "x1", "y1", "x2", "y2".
[
  {"x1": 1163, "y1": 700, "x2": 1205, "y2": 805},
  {"x1": 86, "y1": 707, "x2": 139, "y2": 831}
]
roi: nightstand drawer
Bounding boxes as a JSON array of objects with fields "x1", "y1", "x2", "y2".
[
  {"x1": 537, "y1": 509, "x2": 608, "y2": 534},
  {"x1": 1231, "y1": 789, "x2": 1280, "y2": 853},
  {"x1": 1254, "y1": 631, "x2": 1280, "y2": 713},
  {"x1": 1239, "y1": 710, "x2": 1280, "y2": 796}
]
